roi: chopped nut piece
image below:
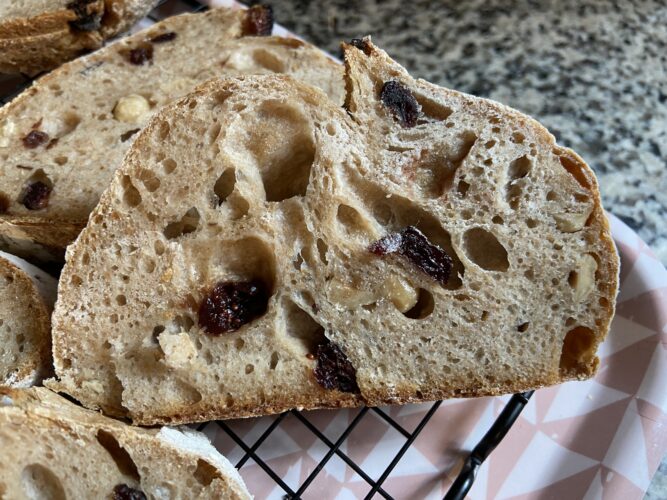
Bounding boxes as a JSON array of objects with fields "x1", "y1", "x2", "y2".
[
  {"x1": 113, "y1": 95, "x2": 151, "y2": 124},
  {"x1": 383, "y1": 276, "x2": 418, "y2": 313},
  {"x1": 0, "y1": 119, "x2": 16, "y2": 147},
  {"x1": 573, "y1": 254, "x2": 597, "y2": 301},
  {"x1": 158, "y1": 332, "x2": 197, "y2": 368},
  {"x1": 554, "y1": 207, "x2": 592, "y2": 232},
  {"x1": 327, "y1": 279, "x2": 375, "y2": 308}
]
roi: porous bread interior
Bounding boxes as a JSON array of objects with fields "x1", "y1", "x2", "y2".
[
  {"x1": 0, "y1": 387, "x2": 250, "y2": 499},
  {"x1": 49, "y1": 41, "x2": 618, "y2": 425},
  {"x1": 0, "y1": 0, "x2": 71, "y2": 20},
  {"x1": 0, "y1": 7, "x2": 344, "y2": 251},
  {"x1": 0, "y1": 254, "x2": 54, "y2": 387}
]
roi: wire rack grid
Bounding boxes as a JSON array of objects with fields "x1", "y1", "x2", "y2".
[{"x1": 0, "y1": 0, "x2": 533, "y2": 498}]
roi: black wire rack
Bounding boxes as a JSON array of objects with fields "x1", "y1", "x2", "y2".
[{"x1": 0, "y1": 1, "x2": 535, "y2": 498}]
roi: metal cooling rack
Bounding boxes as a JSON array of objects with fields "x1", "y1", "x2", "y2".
[{"x1": 0, "y1": 0, "x2": 534, "y2": 497}]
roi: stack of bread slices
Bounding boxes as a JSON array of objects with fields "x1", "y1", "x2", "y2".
[{"x1": 0, "y1": 2, "x2": 619, "y2": 497}]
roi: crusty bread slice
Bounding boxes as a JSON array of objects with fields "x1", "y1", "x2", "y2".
[
  {"x1": 0, "y1": 250, "x2": 56, "y2": 387},
  {"x1": 0, "y1": 6, "x2": 343, "y2": 264},
  {"x1": 0, "y1": 387, "x2": 250, "y2": 499},
  {"x1": 0, "y1": 0, "x2": 159, "y2": 75},
  {"x1": 48, "y1": 39, "x2": 618, "y2": 425}
]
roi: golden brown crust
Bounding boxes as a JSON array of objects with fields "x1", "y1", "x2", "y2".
[{"x1": 0, "y1": 0, "x2": 157, "y2": 75}]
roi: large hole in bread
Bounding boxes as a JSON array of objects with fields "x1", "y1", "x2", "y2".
[
  {"x1": 214, "y1": 169, "x2": 236, "y2": 205},
  {"x1": 404, "y1": 288, "x2": 434, "y2": 319},
  {"x1": 193, "y1": 459, "x2": 222, "y2": 487},
  {"x1": 412, "y1": 131, "x2": 477, "y2": 198},
  {"x1": 163, "y1": 207, "x2": 201, "y2": 240},
  {"x1": 96, "y1": 430, "x2": 140, "y2": 481},
  {"x1": 21, "y1": 464, "x2": 65, "y2": 500},
  {"x1": 336, "y1": 204, "x2": 376, "y2": 240},
  {"x1": 505, "y1": 155, "x2": 532, "y2": 209},
  {"x1": 210, "y1": 237, "x2": 277, "y2": 294},
  {"x1": 282, "y1": 299, "x2": 327, "y2": 355},
  {"x1": 252, "y1": 48, "x2": 286, "y2": 73},
  {"x1": 560, "y1": 326, "x2": 597, "y2": 372},
  {"x1": 414, "y1": 93, "x2": 453, "y2": 122},
  {"x1": 554, "y1": 148, "x2": 592, "y2": 189},
  {"x1": 463, "y1": 227, "x2": 509, "y2": 271},
  {"x1": 225, "y1": 100, "x2": 315, "y2": 202},
  {"x1": 120, "y1": 175, "x2": 142, "y2": 208}
]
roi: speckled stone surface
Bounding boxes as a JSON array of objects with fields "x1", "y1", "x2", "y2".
[
  {"x1": 267, "y1": 0, "x2": 667, "y2": 496},
  {"x1": 269, "y1": 0, "x2": 667, "y2": 267}
]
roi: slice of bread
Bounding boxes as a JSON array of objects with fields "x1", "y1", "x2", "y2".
[
  {"x1": 48, "y1": 39, "x2": 619, "y2": 425},
  {"x1": 0, "y1": 6, "x2": 344, "y2": 264},
  {"x1": 0, "y1": 387, "x2": 251, "y2": 499},
  {"x1": 0, "y1": 0, "x2": 159, "y2": 75},
  {"x1": 0, "y1": 250, "x2": 56, "y2": 387}
]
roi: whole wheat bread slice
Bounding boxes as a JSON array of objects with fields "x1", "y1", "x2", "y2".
[
  {"x1": 0, "y1": 0, "x2": 159, "y2": 75},
  {"x1": 0, "y1": 6, "x2": 343, "y2": 263},
  {"x1": 0, "y1": 387, "x2": 250, "y2": 499},
  {"x1": 0, "y1": 250, "x2": 56, "y2": 387},
  {"x1": 48, "y1": 39, "x2": 619, "y2": 425}
]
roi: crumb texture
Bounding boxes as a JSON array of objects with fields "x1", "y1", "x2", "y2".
[{"x1": 49, "y1": 40, "x2": 618, "y2": 425}]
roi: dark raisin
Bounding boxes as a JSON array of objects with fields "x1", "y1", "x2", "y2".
[
  {"x1": 314, "y1": 339, "x2": 360, "y2": 393},
  {"x1": 22, "y1": 130, "x2": 49, "y2": 149},
  {"x1": 380, "y1": 80, "x2": 420, "y2": 128},
  {"x1": 198, "y1": 280, "x2": 269, "y2": 335},
  {"x1": 0, "y1": 192, "x2": 9, "y2": 214},
  {"x1": 150, "y1": 32, "x2": 177, "y2": 43},
  {"x1": 113, "y1": 484, "x2": 146, "y2": 500},
  {"x1": 66, "y1": 0, "x2": 102, "y2": 32},
  {"x1": 21, "y1": 181, "x2": 52, "y2": 210},
  {"x1": 369, "y1": 226, "x2": 452, "y2": 285},
  {"x1": 242, "y1": 5, "x2": 274, "y2": 36},
  {"x1": 350, "y1": 37, "x2": 372, "y2": 55},
  {"x1": 125, "y1": 44, "x2": 154, "y2": 65}
]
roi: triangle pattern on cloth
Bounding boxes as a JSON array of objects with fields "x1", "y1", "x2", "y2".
[
  {"x1": 616, "y1": 252, "x2": 667, "y2": 302},
  {"x1": 496, "y1": 431, "x2": 599, "y2": 498},
  {"x1": 602, "y1": 399, "x2": 651, "y2": 489},
  {"x1": 636, "y1": 343, "x2": 667, "y2": 413},
  {"x1": 543, "y1": 379, "x2": 630, "y2": 422},
  {"x1": 582, "y1": 468, "x2": 604, "y2": 500},
  {"x1": 597, "y1": 314, "x2": 658, "y2": 359}
]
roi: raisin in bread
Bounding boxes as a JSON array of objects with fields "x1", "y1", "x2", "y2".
[
  {"x1": 0, "y1": 387, "x2": 250, "y2": 499},
  {"x1": 47, "y1": 39, "x2": 619, "y2": 425},
  {"x1": 0, "y1": 0, "x2": 160, "y2": 75},
  {"x1": 0, "y1": 251, "x2": 56, "y2": 387},
  {"x1": 0, "y1": 6, "x2": 343, "y2": 264}
]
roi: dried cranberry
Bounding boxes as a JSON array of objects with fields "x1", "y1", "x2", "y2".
[
  {"x1": 0, "y1": 192, "x2": 9, "y2": 214},
  {"x1": 369, "y1": 226, "x2": 452, "y2": 285},
  {"x1": 350, "y1": 38, "x2": 372, "y2": 55},
  {"x1": 151, "y1": 32, "x2": 177, "y2": 43},
  {"x1": 198, "y1": 280, "x2": 269, "y2": 335},
  {"x1": 243, "y1": 5, "x2": 274, "y2": 36},
  {"x1": 380, "y1": 80, "x2": 420, "y2": 128},
  {"x1": 21, "y1": 181, "x2": 52, "y2": 210},
  {"x1": 314, "y1": 339, "x2": 359, "y2": 393},
  {"x1": 113, "y1": 484, "x2": 146, "y2": 500},
  {"x1": 22, "y1": 130, "x2": 49, "y2": 149},
  {"x1": 67, "y1": 0, "x2": 102, "y2": 32},
  {"x1": 125, "y1": 45, "x2": 153, "y2": 65}
]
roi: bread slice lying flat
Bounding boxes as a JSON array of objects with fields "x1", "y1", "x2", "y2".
[
  {"x1": 0, "y1": 387, "x2": 250, "y2": 499},
  {"x1": 0, "y1": 250, "x2": 56, "y2": 387},
  {"x1": 0, "y1": 6, "x2": 343, "y2": 263},
  {"x1": 0, "y1": 0, "x2": 159, "y2": 74},
  {"x1": 48, "y1": 39, "x2": 619, "y2": 425}
]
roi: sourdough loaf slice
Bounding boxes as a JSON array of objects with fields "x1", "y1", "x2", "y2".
[
  {"x1": 0, "y1": 6, "x2": 343, "y2": 263},
  {"x1": 0, "y1": 0, "x2": 159, "y2": 74},
  {"x1": 0, "y1": 250, "x2": 56, "y2": 387},
  {"x1": 48, "y1": 40, "x2": 618, "y2": 425},
  {"x1": 0, "y1": 387, "x2": 250, "y2": 499}
]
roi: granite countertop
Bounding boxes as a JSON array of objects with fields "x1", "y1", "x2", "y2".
[
  {"x1": 269, "y1": 0, "x2": 667, "y2": 496},
  {"x1": 270, "y1": 0, "x2": 667, "y2": 267}
]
